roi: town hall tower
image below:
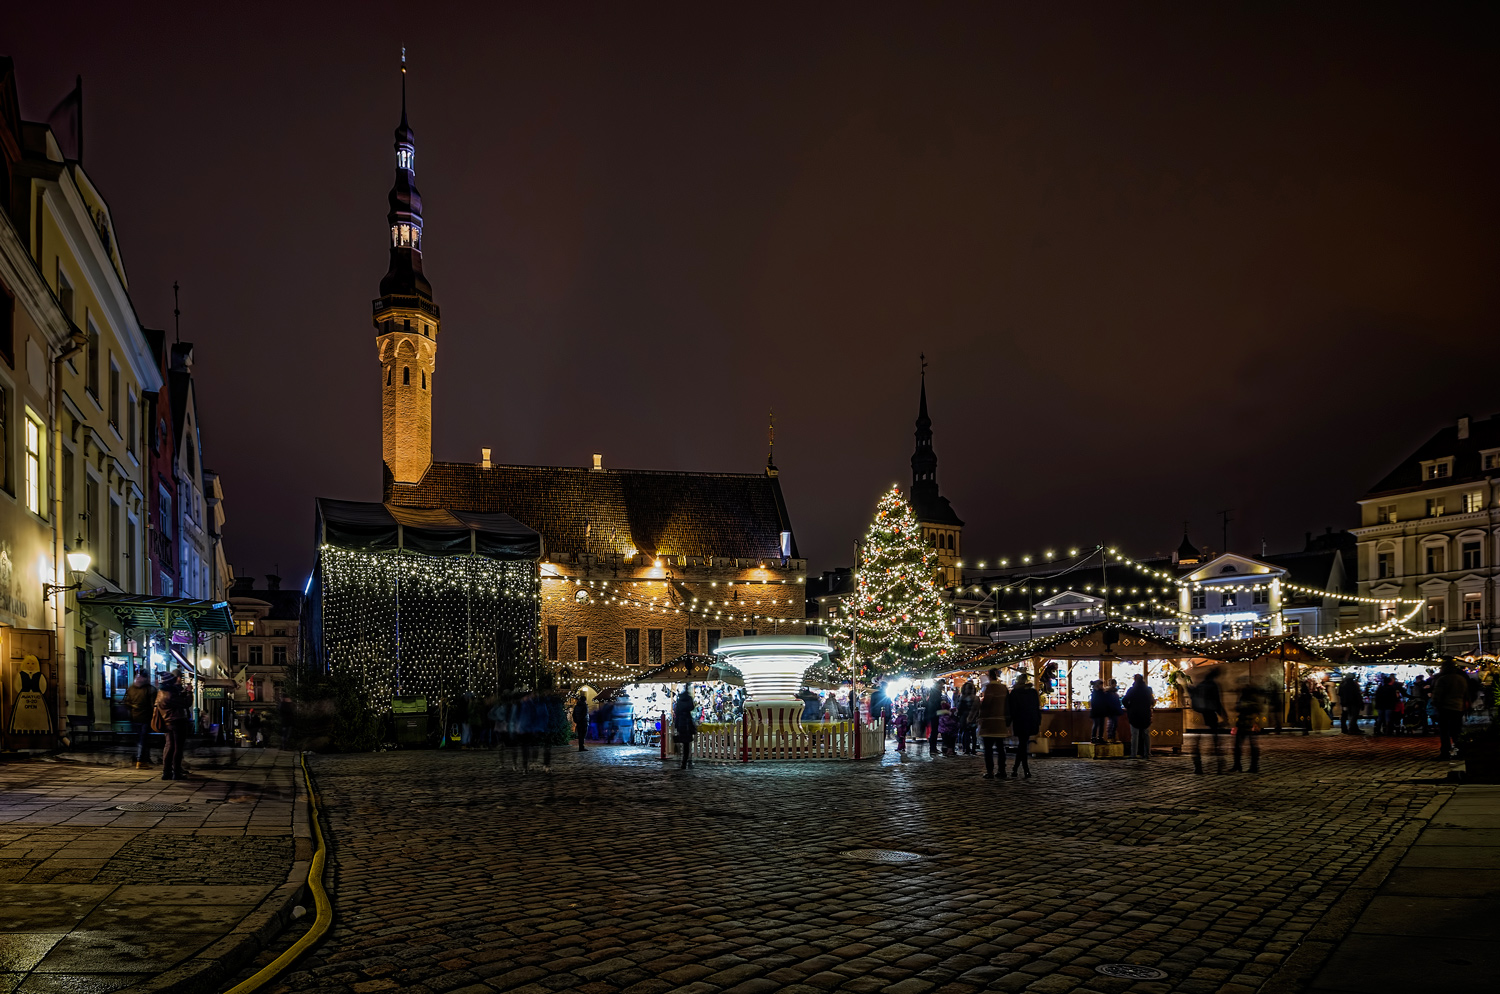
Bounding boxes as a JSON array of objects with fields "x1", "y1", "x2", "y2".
[{"x1": 374, "y1": 55, "x2": 439, "y2": 485}]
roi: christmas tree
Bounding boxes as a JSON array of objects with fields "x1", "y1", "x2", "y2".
[{"x1": 835, "y1": 485, "x2": 956, "y2": 679}]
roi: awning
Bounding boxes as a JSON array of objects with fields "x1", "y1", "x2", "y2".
[
  {"x1": 315, "y1": 498, "x2": 541, "y2": 560},
  {"x1": 78, "y1": 592, "x2": 235, "y2": 635}
]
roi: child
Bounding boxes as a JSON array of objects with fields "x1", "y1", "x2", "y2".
[
  {"x1": 894, "y1": 710, "x2": 910, "y2": 752},
  {"x1": 938, "y1": 705, "x2": 958, "y2": 756}
]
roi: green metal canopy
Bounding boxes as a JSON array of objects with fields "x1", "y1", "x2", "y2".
[{"x1": 78, "y1": 592, "x2": 235, "y2": 636}]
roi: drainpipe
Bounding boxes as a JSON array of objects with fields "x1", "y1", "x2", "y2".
[{"x1": 52, "y1": 329, "x2": 88, "y2": 712}]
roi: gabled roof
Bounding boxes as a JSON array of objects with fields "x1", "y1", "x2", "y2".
[
  {"x1": 1035, "y1": 590, "x2": 1103, "y2": 608},
  {"x1": 1179, "y1": 553, "x2": 1285, "y2": 583},
  {"x1": 1366, "y1": 414, "x2": 1500, "y2": 497},
  {"x1": 386, "y1": 462, "x2": 798, "y2": 561}
]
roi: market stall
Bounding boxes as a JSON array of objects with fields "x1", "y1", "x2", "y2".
[
  {"x1": 1187, "y1": 635, "x2": 1333, "y2": 730},
  {"x1": 967, "y1": 622, "x2": 1197, "y2": 754}
]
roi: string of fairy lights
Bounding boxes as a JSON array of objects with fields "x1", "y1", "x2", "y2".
[{"x1": 320, "y1": 545, "x2": 541, "y2": 700}]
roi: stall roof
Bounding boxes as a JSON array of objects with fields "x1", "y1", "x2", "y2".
[
  {"x1": 962, "y1": 622, "x2": 1199, "y2": 668},
  {"x1": 1322, "y1": 641, "x2": 1446, "y2": 668},
  {"x1": 1188, "y1": 635, "x2": 1330, "y2": 666},
  {"x1": 315, "y1": 498, "x2": 541, "y2": 560},
  {"x1": 78, "y1": 593, "x2": 234, "y2": 635}
]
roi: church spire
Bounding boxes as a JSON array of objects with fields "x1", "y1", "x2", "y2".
[{"x1": 907, "y1": 355, "x2": 963, "y2": 530}]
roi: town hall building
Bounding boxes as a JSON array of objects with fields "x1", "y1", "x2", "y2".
[{"x1": 315, "y1": 62, "x2": 807, "y2": 697}]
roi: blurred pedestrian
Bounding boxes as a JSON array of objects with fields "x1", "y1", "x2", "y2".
[
  {"x1": 278, "y1": 694, "x2": 295, "y2": 749},
  {"x1": 1104, "y1": 679, "x2": 1124, "y2": 742},
  {"x1": 1338, "y1": 674, "x2": 1363, "y2": 735},
  {"x1": 1189, "y1": 668, "x2": 1228, "y2": 775},
  {"x1": 1123, "y1": 673, "x2": 1155, "y2": 759},
  {"x1": 154, "y1": 672, "x2": 191, "y2": 781},
  {"x1": 978, "y1": 669, "x2": 1010, "y2": 779},
  {"x1": 1231, "y1": 679, "x2": 1267, "y2": 773},
  {"x1": 1411, "y1": 675, "x2": 1431, "y2": 734},
  {"x1": 1088, "y1": 679, "x2": 1106, "y2": 743},
  {"x1": 1294, "y1": 681, "x2": 1313, "y2": 736},
  {"x1": 957, "y1": 682, "x2": 979, "y2": 755},
  {"x1": 937, "y1": 699, "x2": 957, "y2": 756},
  {"x1": 1008, "y1": 673, "x2": 1042, "y2": 779},
  {"x1": 572, "y1": 692, "x2": 589, "y2": 751},
  {"x1": 1374, "y1": 675, "x2": 1400, "y2": 737},
  {"x1": 125, "y1": 672, "x2": 155, "y2": 769},
  {"x1": 673, "y1": 688, "x2": 697, "y2": 769},
  {"x1": 1431, "y1": 660, "x2": 1470, "y2": 760},
  {"x1": 248, "y1": 710, "x2": 264, "y2": 747},
  {"x1": 894, "y1": 709, "x2": 910, "y2": 752}
]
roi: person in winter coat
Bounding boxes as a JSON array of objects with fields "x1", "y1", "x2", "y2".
[
  {"x1": 956, "y1": 682, "x2": 980, "y2": 755},
  {"x1": 1103, "y1": 680, "x2": 1124, "y2": 742},
  {"x1": 1232, "y1": 679, "x2": 1268, "y2": 773},
  {"x1": 925, "y1": 682, "x2": 946, "y2": 753},
  {"x1": 978, "y1": 669, "x2": 1011, "y2": 779},
  {"x1": 1338, "y1": 674, "x2": 1364, "y2": 735},
  {"x1": 1007, "y1": 673, "x2": 1042, "y2": 778},
  {"x1": 672, "y1": 689, "x2": 698, "y2": 769},
  {"x1": 125, "y1": 672, "x2": 155, "y2": 769},
  {"x1": 154, "y1": 672, "x2": 191, "y2": 781},
  {"x1": 1088, "y1": 680, "x2": 1106, "y2": 743},
  {"x1": 1122, "y1": 673, "x2": 1155, "y2": 759},
  {"x1": 935, "y1": 702, "x2": 958, "y2": 756},
  {"x1": 1373, "y1": 675, "x2": 1401, "y2": 737},
  {"x1": 894, "y1": 709, "x2": 911, "y2": 752},
  {"x1": 1431, "y1": 660, "x2": 1471, "y2": 759},
  {"x1": 572, "y1": 693, "x2": 589, "y2": 751}
]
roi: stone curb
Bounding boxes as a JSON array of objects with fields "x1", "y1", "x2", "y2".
[
  {"x1": 1258, "y1": 788, "x2": 1454, "y2": 994},
  {"x1": 113, "y1": 758, "x2": 315, "y2": 994}
]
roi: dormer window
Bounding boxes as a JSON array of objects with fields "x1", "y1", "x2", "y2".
[
  {"x1": 391, "y1": 223, "x2": 421, "y2": 249},
  {"x1": 397, "y1": 146, "x2": 414, "y2": 171},
  {"x1": 1422, "y1": 457, "x2": 1453, "y2": 480}
]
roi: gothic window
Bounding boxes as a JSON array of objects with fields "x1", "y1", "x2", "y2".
[
  {"x1": 421, "y1": 372, "x2": 426, "y2": 389},
  {"x1": 386, "y1": 368, "x2": 391, "y2": 386},
  {"x1": 403, "y1": 367, "x2": 410, "y2": 385}
]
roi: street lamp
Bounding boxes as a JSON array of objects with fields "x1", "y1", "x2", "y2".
[{"x1": 44, "y1": 536, "x2": 92, "y2": 599}]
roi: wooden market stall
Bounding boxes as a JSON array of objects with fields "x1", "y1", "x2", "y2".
[
  {"x1": 1184, "y1": 635, "x2": 1333, "y2": 730},
  {"x1": 957, "y1": 622, "x2": 1198, "y2": 754}
]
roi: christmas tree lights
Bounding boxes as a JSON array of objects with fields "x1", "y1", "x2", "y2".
[{"x1": 832, "y1": 485, "x2": 956, "y2": 678}]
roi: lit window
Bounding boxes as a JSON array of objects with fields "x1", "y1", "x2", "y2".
[
  {"x1": 1426, "y1": 597, "x2": 1446, "y2": 625},
  {"x1": 397, "y1": 147, "x2": 413, "y2": 170},
  {"x1": 1464, "y1": 592, "x2": 1482, "y2": 621},
  {"x1": 1427, "y1": 497, "x2": 1445, "y2": 517},
  {"x1": 1376, "y1": 504, "x2": 1397, "y2": 524},
  {"x1": 1426, "y1": 461, "x2": 1451, "y2": 480},
  {"x1": 24, "y1": 416, "x2": 42, "y2": 515},
  {"x1": 1465, "y1": 491, "x2": 1484, "y2": 513},
  {"x1": 1485, "y1": 453, "x2": 1500, "y2": 471},
  {"x1": 1221, "y1": 591, "x2": 1237, "y2": 608}
]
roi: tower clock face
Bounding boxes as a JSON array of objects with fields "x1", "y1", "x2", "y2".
[{"x1": 574, "y1": 588, "x2": 589, "y2": 604}]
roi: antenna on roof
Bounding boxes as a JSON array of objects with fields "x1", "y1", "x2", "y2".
[{"x1": 173, "y1": 281, "x2": 180, "y2": 343}]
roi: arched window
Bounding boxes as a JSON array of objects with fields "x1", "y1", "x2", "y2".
[
  {"x1": 403, "y1": 367, "x2": 410, "y2": 385},
  {"x1": 397, "y1": 147, "x2": 414, "y2": 171},
  {"x1": 386, "y1": 368, "x2": 391, "y2": 386},
  {"x1": 421, "y1": 371, "x2": 426, "y2": 389}
]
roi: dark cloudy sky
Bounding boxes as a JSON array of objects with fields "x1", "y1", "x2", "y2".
[{"x1": 9, "y1": 3, "x2": 1499, "y2": 584}]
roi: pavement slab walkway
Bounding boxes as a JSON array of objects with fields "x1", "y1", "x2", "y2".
[{"x1": 0, "y1": 747, "x2": 310, "y2": 994}]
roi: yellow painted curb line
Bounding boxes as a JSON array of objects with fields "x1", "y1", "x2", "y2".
[{"x1": 224, "y1": 753, "x2": 332, "y2": 994}]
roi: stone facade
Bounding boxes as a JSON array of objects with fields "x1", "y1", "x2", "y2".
[{"x1": 375, "y1": 303, "x2": 437, "y2": 484}]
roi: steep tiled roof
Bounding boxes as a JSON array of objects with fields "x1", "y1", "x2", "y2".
[
  {"x1": 386, "y1": 462, "x2": 798, "y2": 561},
  {"x1": 1367, "y1": 414, "x2": 1500, "y2": 497}
]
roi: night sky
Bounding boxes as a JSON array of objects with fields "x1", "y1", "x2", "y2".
[{"x1": 9, "y1": 3, "x2": 1499, "y2": 586}]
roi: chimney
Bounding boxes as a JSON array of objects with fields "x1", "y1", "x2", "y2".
[
  {"x1": 1459, "y1": 416, "x2": 1471, "y2": 439},
  {"x1": 265, "y1": 573, "x2": 281, "y2": 591},
  {"x1": 481, "y1": 447, "x2": 491, "y2": 470},
  {"x1": 591, "y1": 453, "x2": 604, "y2": 472}
]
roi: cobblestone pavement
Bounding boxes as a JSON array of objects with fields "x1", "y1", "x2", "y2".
[
  {"x1": 0, "y1": 749, "x2": 302, "y2": 992},
  {"x1": 273, "y1": 735, "x2": 1457, "y2": 994}
]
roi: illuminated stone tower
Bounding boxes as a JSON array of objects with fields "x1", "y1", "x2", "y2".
[{"x1": 374, "y1": 52, "x2": 439, "y2": 485}]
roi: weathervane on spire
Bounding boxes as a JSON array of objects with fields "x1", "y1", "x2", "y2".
[
  {"x1": 768, "y1": 409, "x2": 776, "y2": 461},
  {"x1": 920, "y1": 352, "x2": 927, "y2": 378}
]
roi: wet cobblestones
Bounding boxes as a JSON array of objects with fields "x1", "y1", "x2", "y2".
[{"x1": 273, "y1": 734, "x2": 1452, "y2": 994}]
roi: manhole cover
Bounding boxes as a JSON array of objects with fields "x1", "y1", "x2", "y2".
[
  {"x1": 115, "y1": 802, "x2": 190, "y2": 812},
  {"x1": 839, "y1": 848, "x2": 923, "y2": 863},
  {"x1": 1095, "y1": 963, "x2": 1168, "y2": 980}
]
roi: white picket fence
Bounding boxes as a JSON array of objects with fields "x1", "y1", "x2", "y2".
[{"x1": 663, "y1": 714, "x2": 886, "y2": 762}]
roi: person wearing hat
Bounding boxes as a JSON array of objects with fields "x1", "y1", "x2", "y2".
[{"x1": 1007, "y1": 672, "x2": 1042, "y2": 779}]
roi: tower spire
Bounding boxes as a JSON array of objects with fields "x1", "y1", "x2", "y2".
[{"x1": 766, "y1": 409, "x2": 778, "y2": 477}]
